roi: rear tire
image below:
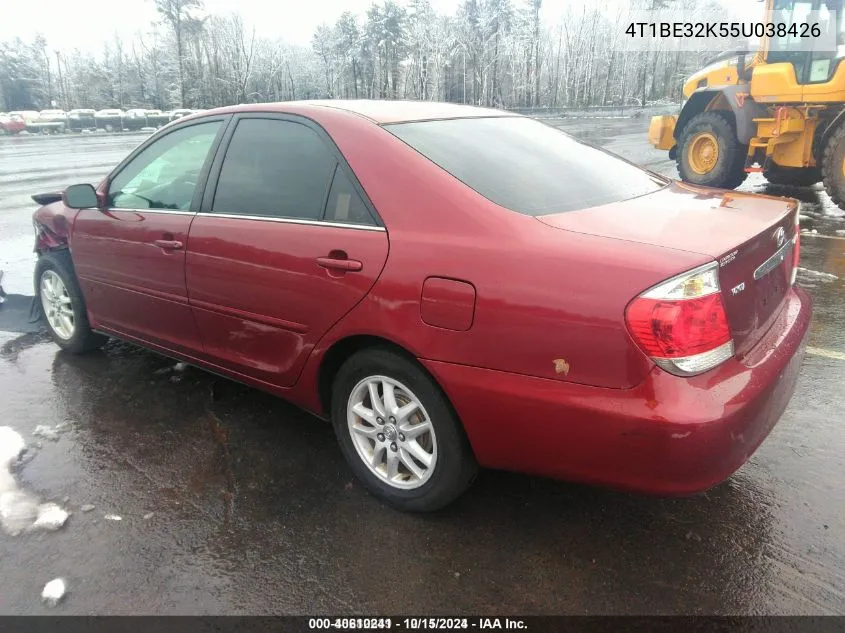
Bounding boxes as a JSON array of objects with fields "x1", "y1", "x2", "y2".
[
  {"x1": 822, "y1": 122, "x2": 845, "y2": 208},
  {"x1": 676, "y1": 111, "x2": 748, "y2": 190},
  {"x1": 764, "y1": 164, "x2": 822, "y2": 187},
  {"x1": 331, "y1": 348, "x2": 477, "y2": 512},
  {"x1": 35, "y1": 251, "x2": 106, "y2": 354}
]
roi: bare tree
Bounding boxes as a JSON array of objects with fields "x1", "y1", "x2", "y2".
[
  {"x1": 154, "y1": 0, "x2": 204, "y2": 106},
  {"x1": 1, "y1": 0, "x2": 709, "y2": 112}
]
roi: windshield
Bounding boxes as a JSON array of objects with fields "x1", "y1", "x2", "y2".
[{"x1": 386, "y1": 117, "x2": 665, "y2": 216}]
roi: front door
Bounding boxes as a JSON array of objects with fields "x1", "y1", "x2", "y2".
[
  {"x1": 71, "y1": 118, "x2": 226, "y2": 354},
  {"x1": 186, "y1": 115, "x2": 389, "y2": 387}
]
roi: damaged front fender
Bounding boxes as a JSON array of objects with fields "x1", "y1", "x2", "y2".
[{"x1": 33, "y1": 200, "x2": 78, "y2": 254}]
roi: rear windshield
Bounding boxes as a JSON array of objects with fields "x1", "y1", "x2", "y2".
[{"x1": 386, "y1": 116, "x2": 666, "y2": 215}]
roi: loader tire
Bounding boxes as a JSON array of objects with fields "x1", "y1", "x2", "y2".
[
  {"x1": 676, "y1": 111, "x2": 748, "y2": 190},
  {"x1": 822, "y1": 122, "x2": 845, "y2": 208},
  {"x1": 764, "y1": 164, "x2": 822, "y2": 187}
]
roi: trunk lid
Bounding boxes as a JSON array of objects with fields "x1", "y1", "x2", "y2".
[{"x1": 536, "y1": 182, "x2": 799, "y2": 357}]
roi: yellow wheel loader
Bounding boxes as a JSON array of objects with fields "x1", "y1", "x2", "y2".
[{"x1": 649, "y1": 0, "x2": 845, "y2": 208}]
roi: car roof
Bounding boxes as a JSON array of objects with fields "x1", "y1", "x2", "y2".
[{"x1": 203, "y1": 100, "x2": 516, "y2": 125}]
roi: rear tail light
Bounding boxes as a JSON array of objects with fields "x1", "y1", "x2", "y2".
[
  {"x1": 625, "y1": 262, "x2": 734, "y2": 376},
  {"x1": 791, "y1": 209, "x2": 800, "y2": 286}
]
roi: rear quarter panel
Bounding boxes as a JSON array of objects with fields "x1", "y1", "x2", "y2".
[{"x1": 294, "y1": 109, "x2": 711, "y2": 395}]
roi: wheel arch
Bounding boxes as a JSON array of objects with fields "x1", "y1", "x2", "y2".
[
  {"x1": 316, "y1": 335, "x2": 474, "y2": 456},
  {"x1": 317, "y1": 334, "x2": 427, "y2": 416},
  {"x1": 676, "y1": 86, "x2": 765, "y2": 146},
  {"x1": 33, "y1": 247, "x2": 74, "y2": 297}
]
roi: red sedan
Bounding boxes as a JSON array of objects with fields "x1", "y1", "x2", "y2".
[
  {"x1": 0, "y1": 113, "x2": 26, "y2": 135},
  {"x1": 31, "y1": 101, "x2": 811, "y2": 511}
]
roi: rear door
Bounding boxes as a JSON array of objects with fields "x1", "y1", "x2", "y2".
[
  {"x1": 71, "y1": 118, "x2": 227, "y2": 354},
  {"x1": 186, "y1": 114, "x2": 389, "y2": 387}
]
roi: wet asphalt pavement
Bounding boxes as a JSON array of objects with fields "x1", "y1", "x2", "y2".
[{"x1": 0, "y1": 123, "x2": 843, "y2": 615}]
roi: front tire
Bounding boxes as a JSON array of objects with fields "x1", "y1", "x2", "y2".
[
  {"x1": 331, "y1": 348, "x2": 477, "y2": 512},
  {"x1": 676, "y1": 111, "x2": 748, "y2": 189},
  {"x1": 35, "y1": 251, "x2": 106, "y2": 354}
]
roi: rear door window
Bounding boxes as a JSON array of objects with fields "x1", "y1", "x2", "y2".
[
  {"x1": 324, "y1": 165, "x2": 374, "y2": 225},
  {"x1": 386, "y1": 116, "x2": 666, "y2": 215},
  {"x1": 212, "y1": 118, "x2": 337, "y2": 220}
]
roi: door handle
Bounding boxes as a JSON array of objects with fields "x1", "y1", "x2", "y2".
[
  {"x1": 153, "y1": 239, "x2": 184, "y2": 250},
  {"x1": 316, "y1": 256, "x2": 363, "y2": 272}
]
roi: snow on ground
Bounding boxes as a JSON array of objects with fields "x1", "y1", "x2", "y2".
[
  {"x1": 0, "y1": 426, "x2": 26, "y2": 468},
  {"x1": 33, "y1": 503, "x2": 69, "y2": 531},
  {"x1": 33, "y1": 423, "x2": 69, "y2": 442},
  {"x1": 0, "y1": 426, "x2": 69, "y2": 535},
  {"x1": 41, "y1": 578, "x2": 66, "y2": 606}
]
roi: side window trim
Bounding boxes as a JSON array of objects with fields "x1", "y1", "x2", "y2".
[
  {"x1": 106, "y1": 115, "x2": 232, "y2": 212},
  {"x1": 320, "y1": 163, "x2": 341, "y2": 221},
  {"x1": 199, "y1": 112, "x2": 383, "y2": 228}
]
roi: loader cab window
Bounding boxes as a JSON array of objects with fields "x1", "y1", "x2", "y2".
[
  {"x1": 767, "y1": 1, "x2": 814, "y2": 66},
  {"x1": 807, "y1": 0, "x2": 845, "y2": 82},
  {"x1": 767, "y1": 0, "x2": 844, "y2": 83}
]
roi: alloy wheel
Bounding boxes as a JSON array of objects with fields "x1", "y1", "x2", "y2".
[
  {"x1": 40, "y1": 270, "x2": 75, "y2": 340},
  {"x1": 347, "y1": 375, "x2": 438, "y2": 490}
]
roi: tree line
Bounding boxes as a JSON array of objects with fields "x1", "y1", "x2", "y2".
[{"x1": 0, "y1": 0, "x2": 724, "y2": 113}]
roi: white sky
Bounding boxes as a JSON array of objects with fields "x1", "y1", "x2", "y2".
[{"x1": 0, "y1": 0, "x2": 760, "y2": 53}]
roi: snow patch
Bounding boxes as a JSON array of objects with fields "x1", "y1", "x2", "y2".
[
  {"x1": 0, "y1": 490, "x2": 40, "y2": 535},
  {"x1": 33, "y1": 423, "x2": 68, "y2": 442},
  {"x1": 104, "y1": 514, "x2": 122, "y2": 521},
  {"x1": 0, "y1": 426, "x2": 25, "y2": 468},
  {"x1": 41, "y1": 578, "x2": 66, "y2": 606},
  {"x1": 33, "y1": 503, "x2": 69, "y2": 531},
  {"x1": 0, "y1": 427, "x2": 69, "y2": 535}
]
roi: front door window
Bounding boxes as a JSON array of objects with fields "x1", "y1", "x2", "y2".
[{"x1": 108, "y1": 121, "x2": 221, "y2": 210}]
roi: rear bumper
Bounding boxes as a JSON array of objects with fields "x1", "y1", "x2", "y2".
[{"x1": 422, "y1": 286, "x2": 812, "y2": 495}]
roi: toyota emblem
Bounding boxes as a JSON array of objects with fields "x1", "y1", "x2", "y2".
[{"x1": 774, "y1": 226, "x2": 786, "y2": 247}]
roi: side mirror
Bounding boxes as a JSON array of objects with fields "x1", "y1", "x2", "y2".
[{"x1": 63, "y1": 183, "x2": 99, "y2": 209}]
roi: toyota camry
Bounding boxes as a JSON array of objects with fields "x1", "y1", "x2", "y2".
[{"x1": 31, "y1": 100, "x2": 812, "y2": 511}]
